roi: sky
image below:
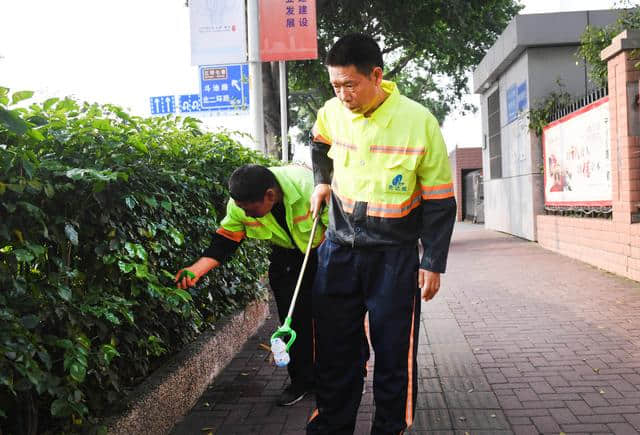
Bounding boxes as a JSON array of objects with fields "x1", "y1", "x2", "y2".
[{"x1": 0, "y1": 0, "x2": 624, "y2": 157}]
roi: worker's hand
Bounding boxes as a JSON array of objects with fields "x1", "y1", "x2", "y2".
[
  {"x1": 310, "y1": 183, "x2": 331, "y2": 218},
  {"x1": 418, "y1": 269, "x2": 440, "y2": 302},
  {"x1": 174, "y1": 257, "x2": 219, "y2": 289}
]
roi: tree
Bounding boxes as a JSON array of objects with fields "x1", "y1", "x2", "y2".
[
  {"x1": 577, "y1": 2, "x2": 640, "y2": 88},
  {"x1": 262, "y1": 0, "x2": 523, "y2": 155}
]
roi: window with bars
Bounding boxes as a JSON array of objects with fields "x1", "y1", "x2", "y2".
[{"x1": 487, "y1": 89, "x2": 502, "y2": 179}]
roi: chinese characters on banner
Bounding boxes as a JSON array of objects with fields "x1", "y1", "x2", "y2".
[
  {"x1": 259, "y1": 0, "x2": 318, "y2": 61},
  {"x1": 190, "y1": 0, "x2": 247, "y2": 65}
]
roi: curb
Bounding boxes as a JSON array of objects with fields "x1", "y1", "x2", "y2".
[{"x1": 104, "y1": 298, "x2": 270, "y2": 435}]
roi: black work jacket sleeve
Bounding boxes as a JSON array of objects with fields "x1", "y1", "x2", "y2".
[
  {"x1": 202, "y1": 232, "x2": 241, "y2": 264},
  {"x1": 309, "y1": 131, "x2": 333, "y2": 185},
  {"x1": 419, "y1": 197, "x2": 456, "y2": 273}
]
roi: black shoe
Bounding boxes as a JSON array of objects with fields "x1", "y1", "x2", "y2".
[{"x1": 277, "y1": 384, "x2": 309, "y2": 406}]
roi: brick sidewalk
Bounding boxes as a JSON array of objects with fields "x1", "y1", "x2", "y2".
[{"x1": 171, "y1": 222, "x2": 640, "y2": 434}]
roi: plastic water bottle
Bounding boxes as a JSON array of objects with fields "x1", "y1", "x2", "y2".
[{"x1": 270, "y1": 337, "x2": 290, "y2": 367}]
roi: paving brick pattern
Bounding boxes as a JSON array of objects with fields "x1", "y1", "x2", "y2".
[{"x1": 172, "y1": 223, "x2": 640, "y2": 434}]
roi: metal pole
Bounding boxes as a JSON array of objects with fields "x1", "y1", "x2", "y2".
[
  {"x1": 247, "y1": 0, "x2": 265, "y2": 153},
  {"x1": 279, "y1": 61, "x2": 288, "y2": 161}
]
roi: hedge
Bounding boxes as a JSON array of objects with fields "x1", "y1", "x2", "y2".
[{"x1": 0, "y1": 88, "x2": 273, "y2": 434}]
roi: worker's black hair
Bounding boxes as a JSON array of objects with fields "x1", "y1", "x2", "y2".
[
  {"x1": 325, "y1": 33, "x2": 384, "y2": 76},
  {"x1": 228, "y1": 164, "x2": 277, "y2": 202}
]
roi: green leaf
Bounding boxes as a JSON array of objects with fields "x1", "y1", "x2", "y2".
[
  {"x1": 134, "y1": 244, "x2": 147, "y2": 261},
  {"x1": 14, "y1": 249, "x2": 34, "y2": 262},
  {"x1": 125, "y1": 196, "x2": 136, "y2": 210},
  {"x1": 38, "y1": 350, "x2": 52, "y2": 370},
  {"x1": 51, "y1": 398, "x2": 72, "y2": 417},
  {"x1": 174, "y1": 289, "x2": 192, "y2": 303},
  {"x1": 20, "y1": 314, "x2": 40, "y2": 329},
  {"x1": 65, "y1": 223, "x2": 78, "y2": 246},
  {"x1": 57, "y1": 285, "x2": 72, "y2": 301},
  {"x1": 104, "y1": 312, "x2": 120, "y2": 325},
  {"x1": 168, "y1": 228, "x2": 184, "y2": 245},
  {"x1": 118, "y1": 261, "x2": 134, "y2": 273},
  {"x1": 26, "y1": 243, "x2": 45, "y2": 256},
  {"x1": 0, "y1": 106, "x2": 29, "y2": 135},
  {"x1": 11, "y1": 90, "x2": 34, "y2": 105},
  {"x1": 43, "y1": 97, "x2": 59, "y2": 110},
  {"x1": 100, "y1": 344, "x2": 120, "y2": 365},
  {"x1": 56, "y1": 339, "x2": 73, "y2": 350},
  {"x1": 143, "y1": 195, "x2": 158, "y2": 208},
  {"x1": 27, "y1": 128, "x2": 45, "y2": 142},
  {"x1": 44, "y1": 182, "x2": 55, "y2": 198}
]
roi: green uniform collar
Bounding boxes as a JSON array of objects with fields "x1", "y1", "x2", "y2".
[
  {"x1": 341, "y1": 80, "x2": 400, "y2": 128},
  {"x1": 270, "y1": 166, "x2": 301, "y2": 205}
]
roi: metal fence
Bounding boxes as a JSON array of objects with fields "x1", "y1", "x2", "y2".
[{"x1": 548, "y1": 87, "x2": 608, "y2": 122}]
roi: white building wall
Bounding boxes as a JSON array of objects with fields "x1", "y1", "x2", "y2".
[{"x1": 482, "y1": 52, "x2": 540, "y2": 240}]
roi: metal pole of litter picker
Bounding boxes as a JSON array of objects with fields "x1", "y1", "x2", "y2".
[{"x1": 286, "y1": 215, "x2": 320, "y2": 319}]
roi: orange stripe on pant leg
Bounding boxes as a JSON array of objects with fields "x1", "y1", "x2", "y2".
[
  {"x1": 405, "y1": 296, "x2": 417, "y2": 428},
  {"x1": 308, "y1": 408, "x2": 319, "y2": 423}
]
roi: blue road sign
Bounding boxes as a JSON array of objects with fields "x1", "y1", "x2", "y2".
[
  {"x1": 150, "y1": 96, "x2": 176, "y2": 115},
  {"x1": 178, "y1": 94, "x2": 202, "y2": 113},
  {"x1": 199, "y1": 64, "x2": 249, "y2": 111}
]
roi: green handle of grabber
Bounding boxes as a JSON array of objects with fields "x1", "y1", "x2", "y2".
[
  {"x1": 177, "y1": 270, "x2": 196, "y2": 281},
  {"x1": 270, "y1": 316, "x2": 297, "y2": 352}
]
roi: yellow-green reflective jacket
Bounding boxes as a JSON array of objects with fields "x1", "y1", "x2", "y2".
[{"x1": 217, "y1": 165, "x2": 328, "y2": 252}]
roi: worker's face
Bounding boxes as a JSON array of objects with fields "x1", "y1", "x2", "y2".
[
  {"x1": 327, "y1": 64, "x2": 383, "y2": 115},
  {"x1": 236, "y1": 188, "x2": 276, "y2": 218}
]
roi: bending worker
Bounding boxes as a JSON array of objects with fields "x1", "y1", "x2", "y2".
[
  {"x1": 175, "y1": 164, "x2": 327, "y2": 407},
  {"x1": 307, "y1": 34, "x2": 457, "y2": 434}
]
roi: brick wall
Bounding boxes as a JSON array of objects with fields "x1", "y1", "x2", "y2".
[
  {"x1": 537, "y1": 30, "x2": 640, "y2": 282},
  {"x1": 448, "y1": 147, "x2": 482, "y2": 221}
]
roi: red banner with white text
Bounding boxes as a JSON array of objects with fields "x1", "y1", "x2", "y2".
[{"x1": 259, "y1": 0, "x2": 318, "y2": 61}]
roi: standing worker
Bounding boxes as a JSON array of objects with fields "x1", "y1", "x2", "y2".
[
  {"x1": 175, "y1": 164, "x2": 327, "y2": 406},
  {"x1": 307, "y1": 34, "x2": 457, "y2": 434}
]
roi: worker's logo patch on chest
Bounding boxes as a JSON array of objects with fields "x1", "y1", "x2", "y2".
[{"x1": 388, "y1": 174, "x2": 407, "y2": 192}]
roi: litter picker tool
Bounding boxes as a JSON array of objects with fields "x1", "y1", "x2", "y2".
[{"x1": 270, "y1": 213, "x2": 321, "y2": 366}]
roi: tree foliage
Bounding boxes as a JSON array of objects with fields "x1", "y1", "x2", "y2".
[
  {"x1": 577, "y1": 2, "x2": 640, "y2": 88},
  {"x1": 287, "y1": 0, "x2": 522, "y2": 140},
  {"x1": 0, "y1": 87, "x2": 272, "y2": 433}
]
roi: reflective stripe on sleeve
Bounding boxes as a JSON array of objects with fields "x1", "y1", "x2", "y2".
[
  {"x1": 311, "y1": 126, "x2": 332, "y2": 145},
  {"x1": 421, "y1": 183, "x2": 454, "y2": 200},
  {"x1": 243, "y1": 220, "x2": 263, "y2": 227},
  {"x1": 215, "y1": 228, "x2": 245, "y2": 243}
]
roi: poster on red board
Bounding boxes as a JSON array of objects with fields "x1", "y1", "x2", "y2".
[
  {"x1": 259, "y1": 0, "x2": 318, "y2": 61},
  {"x1": 542, "y1": 97, "x2": 611, "y2": 207}
]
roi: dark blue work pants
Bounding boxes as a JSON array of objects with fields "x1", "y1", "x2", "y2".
[{"x1": 307, "y1": 239, "x2": 421, "y2": 435}]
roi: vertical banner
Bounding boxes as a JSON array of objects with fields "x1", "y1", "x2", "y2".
[
  {"x1": 259, "y1": 0, "x2": 318, "y2": 61},
  {"x1": 190, "y1": 0, "x2": 247, "y2": 65}
]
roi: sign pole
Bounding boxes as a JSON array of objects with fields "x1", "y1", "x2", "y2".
[
  {"x1": 279, "y1": 61, "x2": 288, "y2": 161},
  {"x1": 247, "y1": 0, "x2": 265, "y2": 153}
]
